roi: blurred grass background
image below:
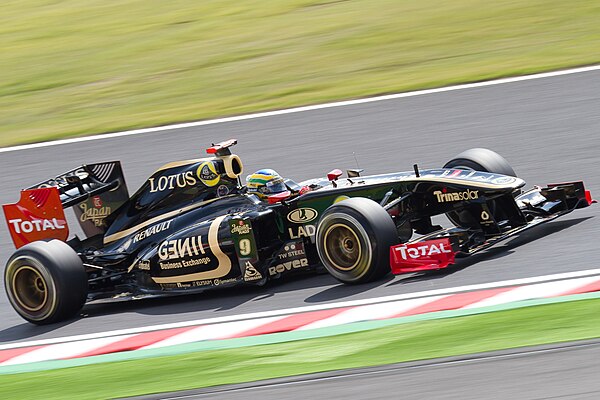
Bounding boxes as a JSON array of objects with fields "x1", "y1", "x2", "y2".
[{"x1": 2, "y1": 0, "x2": 600, "y2": 147}]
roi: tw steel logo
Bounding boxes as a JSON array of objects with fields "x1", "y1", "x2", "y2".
[
  {"x1": 396, "y1": 242, "x2": 452, "y2": 260},
  {"x1": 433, "y1": 189, "x2": 479, "y2": 203}
]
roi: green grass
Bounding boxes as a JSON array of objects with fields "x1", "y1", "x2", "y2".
[
  {"x1": 2, "y1": 0, "x2": 600, "y2": 147},
  {"x1": 1, "y1": 298, "x2": 599, "y2": 399}
]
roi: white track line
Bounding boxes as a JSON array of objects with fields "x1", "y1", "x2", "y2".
[
  {"x1": 2, "y1": 268, "x2": 599, "y2": 351},
  {"x1": 1, "y1": 64, "x2": 599, "y2": 154}
]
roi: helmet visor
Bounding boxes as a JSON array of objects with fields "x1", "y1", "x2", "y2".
[{"x1": 265, "y1": 180, "x2": 287, "y2": 194}]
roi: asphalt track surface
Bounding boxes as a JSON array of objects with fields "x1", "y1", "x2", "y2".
[
  {"x1": 1, "y1": 69, "x2": 599, "y2": 346},
  {"x1": 134, "y1": 339, "x2": 600, "y2": 400}
]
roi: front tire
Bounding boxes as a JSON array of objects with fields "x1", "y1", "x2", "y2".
[
  {"x1": 4, "y1": 240, "x2": 88, "y2": 325},
  {"x1": 443, "y1": 148, "x2": 516, "y2": 177},
  {"x1": 316, "y1": 198, "x2": 397, "y2": 284},
  {"x1": 443, "y1": 148, "x2": 517, "y2": 227}
]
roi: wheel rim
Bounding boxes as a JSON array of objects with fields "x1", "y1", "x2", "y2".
[
  {"x1": 11, "y1": 266, "x2": 48, "y2": 312},
  {"x1": 323, "y1": 223, "x2": 362, "y2": 271}
]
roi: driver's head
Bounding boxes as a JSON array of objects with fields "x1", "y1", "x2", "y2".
[{"x1": 246, "y1": 169, "x2": 287, "y2": 199}]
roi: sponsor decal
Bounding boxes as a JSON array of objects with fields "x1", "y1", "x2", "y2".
[
  {"x1": 492, "y1": 176, "x2": 516, "y2": 185},
  {"x1": 149, "y1": 171, "x2": 197, "y2": 193},
  {"x1": 217, "y1": 184, "x2": 229, "y2": 197},
  {"x1": 480, "y1": 210, "x2": 495, "y2": 226},
  {"x1": 79, "y1": 203, "x2": 112, "y2": 227},
  {"x1": 133, "y1": 220, "x2": 172, "y2": 243},
  {"x1": 277, "y1": 243, "x2": 306, "y2": 260},
  {"x1": 462, "y1": 174, "x2": 494, "y2": 183},
  {"x1": 92, "y1": 196, "x2": 103, "y2": 208},
  {"x1": 150, "y1": 215, "x2": 232, "y2": 284},
  {"x1": 173, "y1": 280, "x2": 213, "y2": 288},
  {"x1": 158, "y1": 235, "x2": 205, "y2": 261},
  {"x1": 3, "y1": 187, "x2": 69, "y2": 248},
  {"x1": 159, "y1": 257, "x2": 212, "y2": 270},
  {"x1": 288, "y1": 224, "x2": 316, "y2": 239},
  {"x1": 268, "y1": 258, "x2": 309, "y2": 276},
  {"x1": 159, "y1": 278, "x2": 239, "y2": 289},
  {"x1": 191, "y1": 280, "x2": 213, "y2": 287},
  {"x1": 395, "y1": 242, "x2": 452, "y2": 260},
  {"x1": 197, "y1": 161, "x2": 220, "y2": 187},
  {"x1": 243, "y1": 261, "x2": 263, "y2": 281},
  {"x1": 449, "y1": 172, "x2": 516, "y2": 186},
  {"x1": 8, "y1": 218, "x2": 65, "y2": 233},
  {"x1": 230, "y1": 218, "x2": 257, "y2": 259},
  {"x1": 433, "y1": 188, "x2": 479, "y2": 203},
  {"x1": 287, "y1": 208, "x2": 318, "y2": 224},
  {"x1": 230, "y1": 220, "x2": 251, "y2": 235},
  {"x1": 160, "y1": 280, "x2": 213, "y2": 289},
  {"x1": 137, "y1": 260, "x2": 151, "y2": 270},
  {"x1": 213, "y1": 277, "x2": 238, "y2": 286}
]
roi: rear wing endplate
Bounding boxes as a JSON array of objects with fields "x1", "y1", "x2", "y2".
[{"x1": 3, "y1": 162, "x2": 129, "y2": 248}]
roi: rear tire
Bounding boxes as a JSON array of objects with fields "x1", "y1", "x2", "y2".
[
  {"x1": 316, "y1": 198, "x2": 397, "y2": 284},
  {"x1": 4, "y1": 240, "x2": 88, "y2": 325}
]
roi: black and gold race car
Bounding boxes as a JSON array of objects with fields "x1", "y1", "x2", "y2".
[{"x1": 2, "y1": 139, "x2": 594, "y2": 324}]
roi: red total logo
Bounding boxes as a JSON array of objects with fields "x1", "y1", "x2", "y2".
[
  {"x1": 7, "y1": 218, "x2": 66, "y2": 233},
  {"x1": 396, "y1": 242, "x2": 452, "y2": 260}
]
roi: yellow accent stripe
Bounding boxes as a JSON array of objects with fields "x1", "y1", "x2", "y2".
[
  {"x1": 103, "y1": 197, "x2": 223, "y2": 244},
  {"x1": 151, "y1": 215, "x2": 232, "y2": 284},
  {"x1": 155, "y1": 158, "x2": 213, "y2": 172}
]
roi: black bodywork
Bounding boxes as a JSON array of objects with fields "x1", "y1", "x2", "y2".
[{"x1": 13, "y1": 141, "x2": 594, "y2": 303}]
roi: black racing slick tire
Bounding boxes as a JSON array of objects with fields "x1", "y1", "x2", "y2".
[
  {"x1": 443, "y1": 148, "x2": 516, "y2": 177},
  {"x1": 443, "y1": 148, "x2": 517, "y2": 228},
  {"x1": 4, "y1": 240, "x2": 88, "y2": 325},
  {"x1": 316, "y1": 198, "x2": 397, "y2": 284}
]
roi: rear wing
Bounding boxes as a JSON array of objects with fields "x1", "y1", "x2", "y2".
[{"x1": 3, "y1": 162, "x2": 129, "y2": 248}]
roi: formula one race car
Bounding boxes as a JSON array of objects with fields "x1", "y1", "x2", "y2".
[{"x1": 2, "y1": 139, "x2": 594, "y2": 324}]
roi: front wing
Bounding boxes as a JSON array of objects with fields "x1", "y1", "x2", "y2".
[{"x1": 390, "y1": 181, "x2": 595, "y2": 274}]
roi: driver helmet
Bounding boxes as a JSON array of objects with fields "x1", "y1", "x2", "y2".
[{"x1": 246, "y1": 169, "x2": 287, "y2": 199}]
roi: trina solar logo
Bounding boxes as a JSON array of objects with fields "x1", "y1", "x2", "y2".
[{"x1": 433, "y1": 188, "x2": 479, "y2": 203}]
